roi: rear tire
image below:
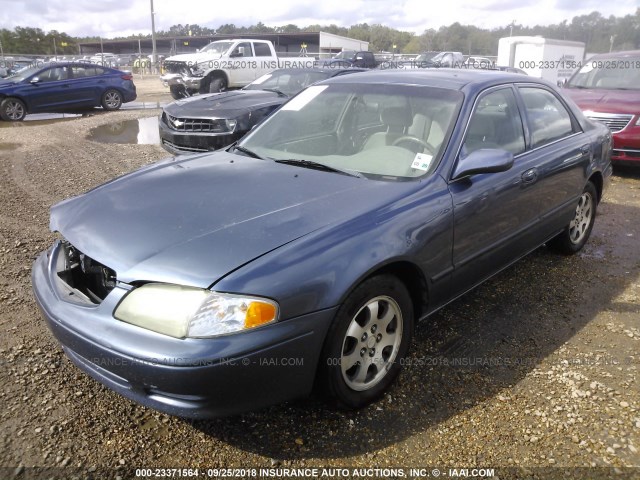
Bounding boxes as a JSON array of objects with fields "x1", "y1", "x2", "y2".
[
  {"x1": 101, "y1": 89, "x2": 123, "y2": 111},
  {"x1": 0, "y1": 97, "x2": 27, "y2": 121},
  {"x1": 318, "y1": 275, "x2": 414, "y2": 409},
  {"x1": 549, "y1": 181, "x2": 597, "y2": 254}
]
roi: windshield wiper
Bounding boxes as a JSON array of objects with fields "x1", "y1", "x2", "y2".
[
  {"x1": 232, "y1": 144, "x2": 264, "y2": 159},
  {"x1": 261, "y1": 88, "x2": 288, "y2": 97},
  {"x1": 274, "y1": 158, "x2": 362, "y2": 177}
]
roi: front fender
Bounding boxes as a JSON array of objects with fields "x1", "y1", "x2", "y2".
[{"x1": 213, "y1": 176, "x2": 454, "y2": 320}]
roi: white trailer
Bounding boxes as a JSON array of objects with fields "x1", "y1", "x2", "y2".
[{"x1": 497, "y1": 36, "x2": 586, "y2": 84}]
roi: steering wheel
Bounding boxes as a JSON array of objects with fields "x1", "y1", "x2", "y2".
[{"x1": 392, "y1": 135, "x2": 436, "y2": 155}]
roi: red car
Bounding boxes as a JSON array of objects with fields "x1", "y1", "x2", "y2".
[{"x1": 563, "y1": 50, "x2": 640, "y2": 166}]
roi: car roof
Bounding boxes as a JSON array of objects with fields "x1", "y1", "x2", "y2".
[
  {"x1": 267, "y1": 67, "x2": 366, "y2": 76},
  {"x1": 320, "y1": 68, "x2": 545, "y2": 91},
  {"x1": 34, "y1": 61, "x2": 120, "y2": 69},
  {"x1": 589, "y1": 50, "x2": 640, "y2": 60}
]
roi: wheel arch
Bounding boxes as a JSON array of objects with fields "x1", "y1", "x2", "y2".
[
  {"x1": 588, "y1": 171, "x2": 604, "y2": 203},
  {"x1": 102, "y1": 87, "x2": 125, "y2": 98},
  {"x1": 337, "y1": 259, "x2": 430, "y2": 325},
  {"x1": 0, "y1": 94, "x2": 30, "y2": 110},
  {"x1": 0, "y1": 95, "x2": 30, "y2": 119},
  {"x1": 312, "y1": 260, "x2": 428, "y2": 402}
]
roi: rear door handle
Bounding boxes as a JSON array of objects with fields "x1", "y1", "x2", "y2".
[{"x1": 521, "y1": 168, "x2": 538, "y2": 185}]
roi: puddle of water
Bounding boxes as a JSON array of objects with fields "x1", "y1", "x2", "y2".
[
  {"x1": 0, "y1": 102, "x2": 165, "y2": 128},
  {"x1": 0, "y1": 142, "x2": 21, "y2": 151},
  {"x1": 122, "y1": 101, "x2": 168, "y2": 110},
  {"x1": 579, "y1": 245, "x2": 606, "y2": 260},
  {"x1": 88, "y1": 116, "x2": 160, "y2": 145}
]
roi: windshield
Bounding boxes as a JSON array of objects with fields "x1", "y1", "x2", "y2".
[
  {"x1": 333, "y1": 51, "x2": 356, "y2": 60},
  {"x1": 567, "y1": 58, "x2": 640, "y2": 90},
  {"x1": 200, "y1": 41, "x2": 234, "y2": 55},
  {"x1": 6, "y1": 64, "x2": 41, "y2": 81},
  {"x1": 239, "y1": 82, "x2": 462, "y2": 181},
  {"x1": 245, "y1": 70, "x2": 333, "y2": 96}
]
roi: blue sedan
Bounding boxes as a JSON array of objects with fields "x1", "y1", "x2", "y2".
[
  {"x1": 32, "y1": 70, "x2": 611, "y2": 418},
  {"x1": 0, "y1": 61, "x2": 137, "y2": 121}
]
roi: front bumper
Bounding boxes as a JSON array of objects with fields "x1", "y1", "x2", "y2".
[
  {"x1": 611, "y1": 127, "x2": 640, "y2": 166},
  {"x1": 32, "y1": 243, "x2": 336, "y2": 418},
  {"x1": 158, "y1": 116, "x2": 242, "y2": 154},
  {"x1": 160, "y1": 73, "x2": 202, "y2": 90}
]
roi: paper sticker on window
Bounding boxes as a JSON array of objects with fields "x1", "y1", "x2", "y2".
[
  {"x1": 251, "y1": 73, "x2": 272, "y2": 85},
  {"x1": 282, "y1": 85, "x2": 329, "y2": 111},
  {"x1": 411, "y1": 153, "x2": 433, "y2": 171}
]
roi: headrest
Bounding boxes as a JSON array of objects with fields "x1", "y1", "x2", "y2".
[{"x1": 381, "y1": 106, "x2": 412, "y2": 128}]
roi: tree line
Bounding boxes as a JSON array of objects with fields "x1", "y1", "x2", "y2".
[{"x1": 1, "y1": 9, "x2": 638, "y2": 56}]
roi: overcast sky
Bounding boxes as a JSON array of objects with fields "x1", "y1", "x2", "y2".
[{"x1": 0, "y1": 0, "x2": 637, "y2": 37}]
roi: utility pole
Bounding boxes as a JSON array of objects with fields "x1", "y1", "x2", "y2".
[
  {"x1": 150, "y1": 0, "x2": 157, "y2": 74},
  {"x1": 53, "y1": 37, "x2": 57, "y2": 59}
]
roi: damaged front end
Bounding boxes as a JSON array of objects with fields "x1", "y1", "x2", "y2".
[{"x1": 160, "y1": 61, "x2": 204, "y2": 93}]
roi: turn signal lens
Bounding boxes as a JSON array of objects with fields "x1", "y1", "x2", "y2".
[{"x1": 245, "y1": 301, "x2": 277, "y2": 328}]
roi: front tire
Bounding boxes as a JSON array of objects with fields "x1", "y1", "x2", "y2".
[
  {"x1": 0, "y1": 97, "x2": 27, "y2": 121},
  {"x1": 101, "y1": 89, "x2": 123, "y2": 111},
  {"x1": 549, "y1": 181, "x2": 597, "y2": 254},
  {"x1": 169, "y1": 84, "x2": 190, "y2": 100},
  {"x1": 208, "y1": 76, "x2": 227, "y2": 93},
  {"x1": 319, "y1": 275, "x2": 414, "y2": 409}
]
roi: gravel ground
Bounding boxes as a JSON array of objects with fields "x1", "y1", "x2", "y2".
[{"x1": 0, "y1": 75, "x2": 638, "y2": 480}]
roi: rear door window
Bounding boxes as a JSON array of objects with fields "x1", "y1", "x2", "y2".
[
  {"x1": 519, "y1": 87, "x2": 575, "y2": 149},
  {"x1": 253, "y1": 43, "x2": 271, "y2": 57}
]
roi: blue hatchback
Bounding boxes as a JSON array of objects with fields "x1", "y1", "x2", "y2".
[{"x1": 0, "y1": 61, "x2": 137, "y2": 121}]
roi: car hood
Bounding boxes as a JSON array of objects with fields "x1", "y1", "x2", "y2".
[
  {"x1": 50, "y1": 152, "x2": 402, "y2": 289},
  {"x1": 164, "y1": 90, "x2": 285, "y2": 119},
  {"x1": 562, "y1": 87, "x2": 640, "y2": 116},
  {"x1": 0, "y1": 79, "x2": 17, "y2": 88},
  {"x1": 165, "y1": 53, "x2": 222, "y2": 64}
]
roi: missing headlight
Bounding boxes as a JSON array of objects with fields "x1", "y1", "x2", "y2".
[{"x1": 56, "y1": 241, "x2": 116, "y2": 304}]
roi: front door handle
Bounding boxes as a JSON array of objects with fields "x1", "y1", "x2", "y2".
[{"x1": 521, "y1": 168, "x2": 538, "y2": 185}]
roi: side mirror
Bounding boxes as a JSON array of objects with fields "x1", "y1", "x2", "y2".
[
  {"x1": 30, "y1": 77, "x2": 40, "y2": 84},
  {"x1": 452, "y1": 148, "x2": 514, "y2": 180}
]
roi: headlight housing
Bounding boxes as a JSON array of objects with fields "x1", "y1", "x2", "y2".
[{"x1": 114, "y1": 284, "x2": 278, "y2": 339}]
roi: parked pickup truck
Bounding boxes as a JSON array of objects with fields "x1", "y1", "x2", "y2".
[{"x1": 161, "y1": 39, "x2": 315, "y2": 99}]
